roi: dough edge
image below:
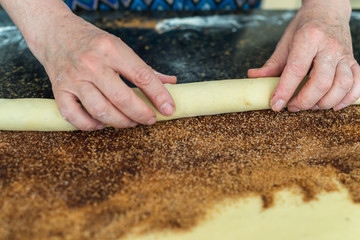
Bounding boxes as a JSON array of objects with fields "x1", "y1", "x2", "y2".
[{"x1": 126, "y1": 181, "x2": 360, "y2": 240}]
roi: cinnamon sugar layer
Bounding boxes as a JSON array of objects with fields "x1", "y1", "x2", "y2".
[{"x1": 1, "y1": 107, "x2": 360, "y2": 239}]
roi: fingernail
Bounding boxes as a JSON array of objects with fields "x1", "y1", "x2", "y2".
[
  {"x1": 146, "y1": 117, "x2": 156, "y2": 125},
  {"x1": 312, "y1": 105, "x2": 320, "y2": 111},
  {"x1": 153, "y1": 70, "x2": 174, "y2": 77},
  {"x1": 288, "y1": 106, "x2": 300, "y2": 112},
  {"x1": 96, "y1": 124, "x2": 105, "y2": 130},
  {"x1": 333, "y1": 103, "x2": 348, "y2": 111},
  {"x1": 250, "y1": 65, "x2": 268, "y2": 71},
  {"x1": 271, "y1": 99, "x2": 285, "y2": 112},
  {"x1": 160, "y1": 102, "x2": 174, "y2": 116},
  {"x1": 129, "y1": 121, "x2": 138, "y2": 128}
]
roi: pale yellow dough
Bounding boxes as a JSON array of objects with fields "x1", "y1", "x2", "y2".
[
  {"x1": 127, "y1": 183, "x2": 360, "y2": 240},
  {"x1": 0, "y1": 98, "x2": 76, "y2": 131},
  {"x1": 1, "y1": 77, "x2": 360, "y2": 131}
]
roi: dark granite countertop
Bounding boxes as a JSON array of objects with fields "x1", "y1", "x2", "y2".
[
  {"x1": 2, "y1": 9, "x2": 360, "y2": 98},
  {"x1": 0, "y1": 10, "x2": 321, "y2": 98}
]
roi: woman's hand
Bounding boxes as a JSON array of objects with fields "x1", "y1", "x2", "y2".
[
  {"x1": 43, "y1": 16, "x2": 176, "y2": 130},
  {"x1": 248, "y1": 0, "x2": 360, "y2": 112},
  {"x1": 1, "y1": 0, "x2": 176, "y2": 130}
]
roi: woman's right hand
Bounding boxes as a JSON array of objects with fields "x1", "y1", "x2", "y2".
[
  {"x1": 43, "y1": 15, "x2": 177, "y2": 131},
  {"x1": 1, "y1": 0, "x2": 177, "y2": 130}
]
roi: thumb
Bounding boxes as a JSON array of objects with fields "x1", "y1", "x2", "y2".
[
  {"x1": 247, "y1": 34, "x2": 291, "y2": 78},
  {"x1": 153, "y1": 70, "x2": 177, "y2": 84}
]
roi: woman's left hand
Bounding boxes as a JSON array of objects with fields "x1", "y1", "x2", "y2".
[{"x1": 248, "y1": 0, "x2": 360, "y2": 112}]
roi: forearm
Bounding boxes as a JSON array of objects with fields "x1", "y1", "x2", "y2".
[
  {"x1": 301, "y1": 0, "x2": 351, "y2": 21},
  {"x1": 0, "y1": 0, "x2": 75, "y2": 64}
]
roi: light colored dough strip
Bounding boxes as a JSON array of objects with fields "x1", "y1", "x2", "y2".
[
  {"x1": 134, "y1": 77, "x2": 280, "y2": 121},
  {"x1": 0, "y1": 98, "x2": 77, "y2": 131},
  {"x1": 1, "y1": 78, "x2": 359, "y2": 131}
]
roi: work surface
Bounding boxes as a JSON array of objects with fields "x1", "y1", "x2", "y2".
[{"x1": 1, "y1": 9, "x2": 360, "y2": 240}]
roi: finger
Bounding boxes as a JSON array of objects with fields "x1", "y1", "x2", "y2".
[
  {"x1": 154, "y1": 70, "x2": 177, "y2": 84},
  {"x1": 92, "y1": 70, "x2": 157, "y2": 126},
  {"x1": 248, "y1": 41, "x2": 289, "y2": 78},
  {"x1": 270, "y1": 34, "x2": 317, "y2": 111},
  {"x1": 110, "y1": 44, "x2": 175, "y2": 116},
  {"x1": 90, "y1": 68, "x2": 156, "y2": 125},
  {"x1": 334, "y1": 62, "x2": 360, "y2": 110},
  {"x1": 248, "y1": 24, "x2": 293, "y2": 78},
  {"x1": 287, "y1": 53, "x2": 337, "y2": 112},
  {"x1": 317, "y1": 59, "x2": 353, "y2": 109},
  {"x1": 77, "y1": 82, "x2": 137, "y2": 128},
  {"x1": 54, "y1": 91, "x2": 105, "y2": 131}
]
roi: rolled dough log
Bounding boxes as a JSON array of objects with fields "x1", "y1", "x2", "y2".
[
  {"x1": 0, "y1": 98, "x2": 77, "y2": 131},
  {"x1": 1, "y1": 77, "x2": 359, "y2": 131}
]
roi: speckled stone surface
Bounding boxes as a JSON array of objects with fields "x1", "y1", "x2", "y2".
[
  {"x1": 1, "y1": 9, "x2": 360, "y2": 240},
  {"x1": 0, "y1": 10, "x2": 294, "y2": 98},
  {"x1": 2, "y1": 10, "x2": 360, "y2": 98}
]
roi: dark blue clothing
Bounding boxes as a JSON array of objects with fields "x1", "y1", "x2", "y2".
[{"x1": 64, "y1": 0, "x2": 261, "y2": 11}]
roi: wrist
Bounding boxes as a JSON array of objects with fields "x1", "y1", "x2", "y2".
[
  {"x1": 0, "y1": 0, "x2": 75, "y2": 65},
  {"x1": 25, "y1": 4, "x2": 75, "y2": 65},
  {"x1": 301, "y1": 0, "x2": 351, "y2": 21}
]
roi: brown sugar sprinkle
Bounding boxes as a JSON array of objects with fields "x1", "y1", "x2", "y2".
[
  {"x1": 1, "y1": 106, "x2": 360, "y2": 239},
  {"x1": 99, "y1": 17, "x2": 158, "y2": 29}
]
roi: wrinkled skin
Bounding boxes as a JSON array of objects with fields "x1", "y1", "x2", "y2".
[
  {"x1": 249, "y1": 0, "x2": 360, "y2": 112},
  {"x1": 43, "y1": 16, "x2": 177, "y2": 130},
  {"x1": 1, "y1": 0, "x2": 176, "y2": 130}
]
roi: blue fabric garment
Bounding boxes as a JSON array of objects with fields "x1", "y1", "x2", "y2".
[{"x1": 64, "y1": 0, "x2": 261, "y2": 11}]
